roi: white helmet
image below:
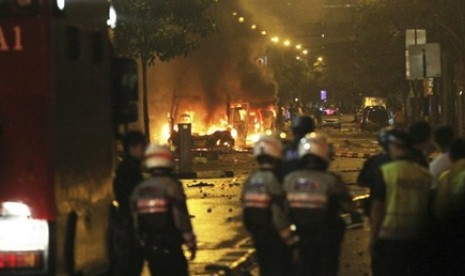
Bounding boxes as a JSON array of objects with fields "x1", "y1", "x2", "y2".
[
  {"x1": 145, "y1": 144, "x2": 175, "y2": 169},
  {"x1": 298, "y1": 132, "x2": 333, "y2": 163},
  {"x1": 253, "y1": 135, "x2": 283, "y2": 159}
]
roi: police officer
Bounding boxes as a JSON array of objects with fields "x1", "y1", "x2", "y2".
[
  {"x1": 284, "y1": 133, "x2": 353, "y2": 276},
  {"x1": 242, "y1": 135, "x2": 299, "y2": 276},
  {"x1": 111, "y1": 131, "x2": 146, "y2": 276},
  {"x1": 370, "y1": 130, "x2": 432, "y2": 276},
  {"x1": 131, "y1": 144, "x2": 196, "y2": 275},
  {"x1": 282, "y1": 115, "x2": 315, "y2": 177},
  {"x1": 407, "y1": 121, "x2": 432, "y2": 168},
  {"x1": 435, "y1": 138, "x2": 465, "y2": 219},
  {"x1": 357, "y1": 127, "x2": 394, "y2": 218}
]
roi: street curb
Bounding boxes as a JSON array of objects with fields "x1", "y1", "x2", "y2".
[
  {"x1": 177, "y1": 170, "x2": 235, "y2": 179},
  {"x1": 335, "y1": 152, "x2": 372, "y2": 159}
]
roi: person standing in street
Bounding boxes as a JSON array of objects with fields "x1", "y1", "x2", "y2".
[
  {"x1": 111, "y1": 131, "x2": 146, "y2": 276},
  {"x1": 407, "y1": 121, "x2": 432, "y2": 168},
  {"x1": 357, "y1": 127, "x2": 394, "y2": 218},
  {"x1": 242, "y1": 135, "x2": 299, "y2": 276},
  {"x1": 284, "y1": 132, "x2": 354, "y2": 276},
  {"x1": 131, "y1": 144, "x2": 196, "y2": 275},
  {"x1": 429, "y1": 125, "x2": 455, "y2": 190},
  {"x1": 434, "y1": 138, "x2": 465, "y2": 219},
  {"x1": 282, "y1": 115, "x2": 315, "y2": 178},
  {"x1": 370, "y1": 129, "x2": 432, "y2": 276}
]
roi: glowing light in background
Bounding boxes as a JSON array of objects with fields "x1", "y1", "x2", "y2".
[
  {"x1": 283, "y1": 40, "x2": 291, "y2": 47},
  {"x1": 271, "y1": 36, "x2": 280, "y2": 43},
  {"x1": 238, "y1": 17, "x2": 245, "y2": 23},
  {"x1": 295, "y1": 44, "x2": 302, "y2": 50}
]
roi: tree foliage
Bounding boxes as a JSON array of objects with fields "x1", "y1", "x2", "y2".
[
  {"x1": 113, "y1": 0, "x2": 216, "y2": 64},
  {"x1": 322, "y1": 0, "x2": 465, "y2": 107},
  {"x1": 267, "y1": 47, "x2": 313, "y2": 105}
]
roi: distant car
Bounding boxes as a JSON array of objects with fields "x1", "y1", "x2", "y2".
[
  {"x1": 360, "y1": 106, "x2": 390, "y2": 131},
  {"x1": 321, "y1": 109, "x2": 342, "y2": 130}
]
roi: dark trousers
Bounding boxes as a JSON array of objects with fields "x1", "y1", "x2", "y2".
[
  {"x1": 111, "y1": 212, "x2": 144, "y2": 276},
  {"x1": 296, "y1": 238, "x2": 342, "y2": 276},
  {"x1": 296, "y1": 224, "x2": 344, "y2": 276},
  {"x1": 143, "y1": 245, "x2": 188, "y2": 276},
  {"x1": 372, "y1": 239, "x2": 422, "y2": 276},
  {"x1": 253, "y1": 234, "x2": 293, "y2": 276}
]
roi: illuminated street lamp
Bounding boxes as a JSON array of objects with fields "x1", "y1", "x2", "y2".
[
  {"x1": 261, "y1": 30, "x2": 267, "y2": 35},
  {"x1": 232, "y1": 12, "x2": 237, "y2": 16},
  {"x1": 251, "y1": 24, "x2": 257, "y2": 30},
  {"x1": 238, "y1": 17, "x2": 245, "y2": 23},
  {"x1": 283, "y1": 40, "x2": 291, "y2": 47},
  {"x1": 317, "y1": 56, "x2": 324, "y2": 62},
  {"x1": 302, "y1": 49, "x2": 308, "y2": 55},
  {"x1": 295, "y1": 44, "x2": 302, "y2": 50},
  {"x1": 296, "y1": 56, "x2": 301, "y2": 60},
  {"x1": 271, "y1": 36, "x2": 280, "y2": 43}
]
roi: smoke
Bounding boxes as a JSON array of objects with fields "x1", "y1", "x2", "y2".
[{"x1": 147, "y1": 0, "x2": 324, "y2": 139}]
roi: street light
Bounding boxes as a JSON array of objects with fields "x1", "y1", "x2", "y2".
[
  {"x1": 271, "y1": 36, "x2": 280, "y2": 43},
  {"x1": 302, "y1": 49, "x2": 308, "y2": 55},
  {"x1": 317, "y1": 56, "x2": 324, "y2": 62},
  {"x1": 261, "y1": 30, "x2": 267, "y2": 36},
  {"x1": 251, "y1": 24, "x2": 257, "y2": 30},
  {"x1": 295, "y1": 44, "x2": 302, "y2": 50},
  {"x1": 296, "y1": 56, "x2": 301, "y2": 60},
  {"x1": 283, "y1": 40, "x2": 291, "y2": 47},
  {"x1": 238, "y1": 17, "x2": 245, "y2": 23}
]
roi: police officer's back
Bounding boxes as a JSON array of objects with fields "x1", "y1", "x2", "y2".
[
  {"x1": 242, "y1": 135, "x2": 298, "y2": 276},
  {"x1": 282, "y1": 116, "x2": 315, "y2": 177},
  {"x1": 131, "y1": 144, "x2": 196, "y2": 276},
  {"x1": 284, "y1": 133, "x2": 353, "y2": 276}
]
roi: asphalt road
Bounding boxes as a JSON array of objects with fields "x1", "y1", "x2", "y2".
[{"x1": 141, "y1": 118, "x2": 376, "y2": 275}]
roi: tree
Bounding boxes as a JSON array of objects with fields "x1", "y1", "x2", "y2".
[
  {"x1": 267, "y1": 47, "x2": 313, "y2": 105},
  {"x1": 112, "y1": 0, "x2": 215, "y2": 139}
]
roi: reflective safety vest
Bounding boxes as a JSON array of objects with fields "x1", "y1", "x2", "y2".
[
  {"x1": 283, "y1": 169, "x2": 350, "y2": 231},
  {"x1": 131, "y1": 175, "x2": 194, "y2": 246},
  {"x1": 379, "y1": 160, "x2": 432, "y2": 240},
  {"x1": 435, "y1": 159, "x2": 465, "y2": 218},
  {"x1": 242, "y1": 169, "x2": 291, "y2": 233}
]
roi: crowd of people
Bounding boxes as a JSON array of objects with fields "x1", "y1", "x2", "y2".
[{"x1": 109, "y1": 116, "x2": 465, "y2": 276}]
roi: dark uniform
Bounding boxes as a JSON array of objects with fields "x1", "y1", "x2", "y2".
[
  {"x1": 282, "y1": 116, "x2": 315, "y2": 177},
  {"x1": 284, "y1": 170, "x2": 352, "y2": 276},
  {"x1": 112, "y1": 155, "x2": 144, "y2": 276},
  {"x1": 242, "y1": 168, "x2": 294, "y2": 276},
  {"x1": 357, "y1": 152, "x2": 390, "y2": 217},
  {"x1": 282, "y1": 139, "x2": 303, "y2": 177},
  {"x1": 131, "y1": 174, "x2": 195, "y2": 276}
]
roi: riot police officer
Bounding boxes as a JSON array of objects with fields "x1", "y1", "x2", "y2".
[
  {"x1": 242, "y1": 135, "x2": 299, "y2": 276},
  {"x1": 284, "y1": 133, "x2": 353, "y2": 276},
  {"x1": 282, "y1": 115, "x2": 315, "y2": 177},
  {"x1": 131, "y1": 144, "x2": 196, "y2": 275}
]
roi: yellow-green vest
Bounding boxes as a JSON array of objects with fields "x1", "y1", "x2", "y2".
[
  {"x1": 379, "y1": 160, "x2": 432, "y2": 240},
  {"x1": 435, "y1": 159, "x2": 465, "y2": 218}
]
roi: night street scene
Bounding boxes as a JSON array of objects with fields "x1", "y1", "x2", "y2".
[{"x1": 2, "y1": 0, "x2": 465, "y2": 275}]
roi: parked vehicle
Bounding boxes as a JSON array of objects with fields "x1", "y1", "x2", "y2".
[
  {"x1": 321, "y1": 108, "x2": 342, "y2": 130},
  {"x1": 360, "y1": 106, "x2": 390, "y2": 131}
]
